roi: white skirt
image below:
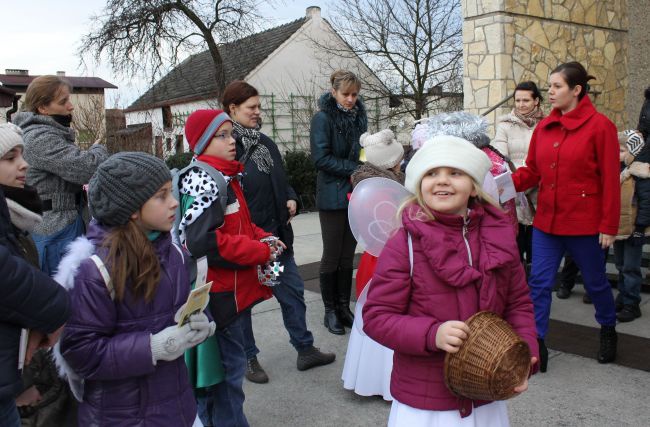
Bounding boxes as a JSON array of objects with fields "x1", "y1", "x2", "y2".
[
  {"x1": 341, "y1": 284, "x2": 394, "y2": 401},
  {"x1": 387, "y1": 400, "x2": 509, "y2": 427}
]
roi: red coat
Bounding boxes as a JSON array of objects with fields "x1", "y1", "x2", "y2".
[
  {"x1": 512, "y1": 96, "x2": 620, "y2": 235},
  {"x1": 362, "y1": 203, "x2": 538, "y2": 417}
]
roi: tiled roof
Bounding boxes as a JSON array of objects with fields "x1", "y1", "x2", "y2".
[
  {"x1": 0, "y1": 75, "x2": 117, "y2": 90},
  {"x1": 127, "y1": 18, "x2": 307, "y2": 111}
]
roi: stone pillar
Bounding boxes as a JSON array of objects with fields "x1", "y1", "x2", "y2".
[
  {"x1": 625, "y1": 0, "x2": 650, "y2": 128},
  {"x1": 463, "y1": 0, "x2": 628, "y2": 133}
]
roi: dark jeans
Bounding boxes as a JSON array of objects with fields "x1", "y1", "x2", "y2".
[
  {"x1": 197, "y1": 314, "x2": 249, "y2": 427},
  {"x1": 613, "y1": 239, "x2": 643, "y2": 306},
  {"x1": 318, "y1": 209, "x2": 357, "y2": 273},
  {"x1": 0, "y1": 398, "x2": 20, "y2": 427},
  {"x1": 242, "y1": 252, "x2": 314, "y2": 359},
  {"x1": 529, "y1": 228, "x2": 616, "y2": 339}
]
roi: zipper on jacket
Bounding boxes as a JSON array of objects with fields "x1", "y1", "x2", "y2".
[{"x1": 462, "y1": 217, "x2": 472, "y2": 266}]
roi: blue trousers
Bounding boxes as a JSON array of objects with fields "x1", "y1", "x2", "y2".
[
  {"x1": 242, "y1": 252, "x2": 314, "y2": 359},
  {"x1": 197, "y1": 314, "x2": 249, "y2": 427},
  {"x1": 0, "y1": 398, "x2": 20, "y2": 427},
  {"x1": 32, "y1": 213, "x2": 85, "y2": 276},
  {"x1": 613, "y1": 239, "x2": 643, "y2": 306},
  {"x1": 530, "y1": 228, "x2": 616, "y2": 339}
]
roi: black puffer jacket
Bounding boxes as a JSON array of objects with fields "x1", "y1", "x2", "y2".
[
  {"x1": 310, "y1": 93, "x2": 367, "y2": 210},
  {"x1": 0, "y1": 188, "x2": 70, "y2": 400},
  {"x1": 236, "y1": 133, "x2": 299, "y2": 252}
]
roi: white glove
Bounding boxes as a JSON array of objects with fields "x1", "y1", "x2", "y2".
[
  {"x1": 150, "y1": 324, "x2": 199, "y2": 364},
  {"x1": 187, "y1": 312, "x2": 216, "y2": 345}
]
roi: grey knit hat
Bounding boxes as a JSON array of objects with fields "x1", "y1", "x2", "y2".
[
  {"x1": 88, "y1": 152, "x2": 172, "y2": 226},
  {"x1": 0, "y1": 123, "x2": 24, "y2": 158}
]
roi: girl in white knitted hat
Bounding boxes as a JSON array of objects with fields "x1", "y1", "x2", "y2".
[{"x1": 363, "y1": 135, "x2": 538, "y2": 427}]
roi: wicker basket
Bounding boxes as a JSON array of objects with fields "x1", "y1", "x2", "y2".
[{"x1": 443, "y1": 311, "x2": 531, "y2": 401}]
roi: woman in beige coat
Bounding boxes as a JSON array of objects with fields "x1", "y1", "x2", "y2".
[{"x1": 491, "y1": 81, "x2": 545, "y2": 266}]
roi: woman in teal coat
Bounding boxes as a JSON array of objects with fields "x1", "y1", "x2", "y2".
[{"x1": 310, "y1": 70, "x2": 367, "y2": 335}]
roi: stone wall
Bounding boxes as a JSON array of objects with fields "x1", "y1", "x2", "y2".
[
  {"x1": 463, "y1": 0, "x2": 629, "y2": 133},
  {"x1": 625, "y1": 0, "x2": 650, "y2": 128}
]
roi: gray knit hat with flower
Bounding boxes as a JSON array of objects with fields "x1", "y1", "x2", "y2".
[{"x1": 88, "y1": 152, "x2": 171, "y2": 226}]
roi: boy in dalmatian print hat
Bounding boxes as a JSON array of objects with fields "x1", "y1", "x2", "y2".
[{"x1": 179, "y1": 109, "x2": 282, "y2": 427}]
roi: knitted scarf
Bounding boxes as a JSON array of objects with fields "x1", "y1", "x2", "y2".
[
  {"x1": 513, "y1": 106, "x2": 545, "y2": 128},
  {"x1": 232, "y1": 121, "x2": 273, "y2": 175}
]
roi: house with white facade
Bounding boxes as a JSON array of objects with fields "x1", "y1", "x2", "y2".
[{"x1": 124, "y1": 6, "x2": 393, "y2": 158}]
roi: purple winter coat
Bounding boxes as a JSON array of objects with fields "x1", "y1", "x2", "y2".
[
  {"x1": 59, "y1": 223, "x2": 197, "y2": 426},
  {"x1": 363, "y1": 203, "x2": 539, "y2": 417}
]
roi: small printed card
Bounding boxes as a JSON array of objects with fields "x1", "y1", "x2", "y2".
[
  {"x1": 177, "y1": 281, "x2": 212, "y2": 327},
  {"x1": 494, "y1": 170, "x2": 517, "y2": 203}
]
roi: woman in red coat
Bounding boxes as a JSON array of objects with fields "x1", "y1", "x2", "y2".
[{"x1": 512, "y1": 62, "x2": 619, "y2": 372}]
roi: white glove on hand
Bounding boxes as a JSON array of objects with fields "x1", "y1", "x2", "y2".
[
  {"x1": 150, "y1": 324, "x2": 199, "y2": 364},
  {"x1": 187, "y1": 312, "x2": 216, "y2": 345}
]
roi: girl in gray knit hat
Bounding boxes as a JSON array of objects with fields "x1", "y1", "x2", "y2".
[{"x1": 54, "y1": 152, "x2": 214, "y2": 426}]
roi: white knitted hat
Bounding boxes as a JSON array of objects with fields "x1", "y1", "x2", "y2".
[
  {"x1": 404, "y1": 135, "x2": 492, "y2": 194},
  {"x1": 0, "y1": 123, "x2": 24, "y2": 158},
  {"x1": 360, "y1": 129, "x2": 404, "y2": 169}
]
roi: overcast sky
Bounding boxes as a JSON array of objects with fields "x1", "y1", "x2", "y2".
[{"x1": 0, "y1": 0, "x2": 327, "y2": 107}]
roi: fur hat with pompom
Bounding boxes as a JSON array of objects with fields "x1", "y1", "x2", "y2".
[{"x1": 359, "y1": 129, "x2": 404, "y2": 170}]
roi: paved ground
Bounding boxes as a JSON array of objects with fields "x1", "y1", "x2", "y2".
[{"x1": 240, "y1": 212, "x2": 650, "y2": 426}]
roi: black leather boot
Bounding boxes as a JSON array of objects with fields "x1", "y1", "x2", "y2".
[
  {"x1": 537, "y1": 338, "x2": 548, "y2": 373},
  {"x1": 336, "y1": 268, "x2": 355, "y2": 328},
  {"x1": 597, "y1": 325, "x2": 617, "y2": 364},
  {"x1": 320, "y1": 272, "x2": 344, "y2": 335}
]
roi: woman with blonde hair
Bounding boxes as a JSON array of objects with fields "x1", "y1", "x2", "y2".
[
  {"x1": 310, "y1": 70, "x2": 367, "y2": 335},
  {"x1": 12, "y1": 75, "x2": 108, "y2": 275}
]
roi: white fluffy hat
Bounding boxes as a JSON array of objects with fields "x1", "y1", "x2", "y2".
[
  {"x1": 360, "y1": 129, "x2": 404, "y2": 169},
  {"x1": 0, "y1": 123, "x2": 24, "y2": 158},
  {"x1": 404, "y1": 135, "x2": 492, "y2": 194}
]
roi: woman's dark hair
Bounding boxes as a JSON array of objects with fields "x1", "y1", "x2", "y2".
[
  {"x1": 221, "y1": 80, "x2": 259, "y2": 115},
  {"x1": 550, "y1": 62, "x2": 595, "y2": 100},
  {"x1": 514, "y1": 81, "x2": 543, "y2": 102}
]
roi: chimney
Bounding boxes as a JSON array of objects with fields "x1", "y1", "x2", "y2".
[
  {"x1": 5, "y1": 69, "x2": 29, "y2": 76},
  {"x1": 306, "y1": 6, "x2": 321, "y2": 18},
  {"x1": 57, "y1": 71, "x2": 66, "y2": 76}
]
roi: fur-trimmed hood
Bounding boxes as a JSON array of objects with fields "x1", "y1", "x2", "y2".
[
  {"x1": 51, "y1": 235, "x2": 96, "y2": 401},
  {"x1": 318, "y1": 92, "x2": 368, "y2": 139},
  {"x1": 620, "y1": 161, "x2": 650, "y2": 183}
]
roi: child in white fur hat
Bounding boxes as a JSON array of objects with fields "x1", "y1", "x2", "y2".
[
  {"x1": 342, "y1": 129, "x2": 404, "y2": 401},
  {"x1": 363, "y1": 135, "x2": 539, "y2": 427}
]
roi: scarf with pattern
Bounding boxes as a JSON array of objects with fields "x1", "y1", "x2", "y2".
[
  {"x1": 232, "y1": 121, "x2": 273, "y2": 175},
  {"x1": 513, "y1": 106, "x2": 545, "y2": 128}
]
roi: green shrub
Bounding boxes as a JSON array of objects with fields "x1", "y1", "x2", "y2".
[
  {"x1": 283, "y1": 150, "x2": 317, "y2": 210},
  {"x1": 166, "y1": 152, "x2": 193, "y2": 170}
]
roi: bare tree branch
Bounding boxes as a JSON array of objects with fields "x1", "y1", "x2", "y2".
[
  {"x1": 79, "y1": 0, "x2": 268, "y2": 94},
  {"x1": 318, "y1": 0, "x2": 462, "y2": 120}
]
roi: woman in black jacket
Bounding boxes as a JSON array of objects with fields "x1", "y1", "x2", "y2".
[
  {"x1": 223, "y1": 81, "x2": 335, "y2": 385},
  {"x1": 310, "y1": 70, "x2": 367, "y2": 335},
  {"x1": 0, "y1": 184, "x2": 70, "y2": 427}
]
